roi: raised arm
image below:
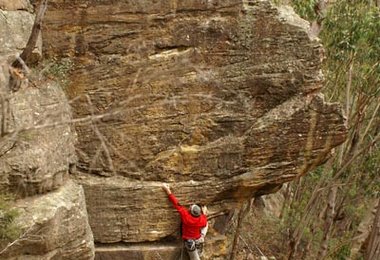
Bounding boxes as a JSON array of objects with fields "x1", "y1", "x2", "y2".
[{"x1": 162, "y1": 183, "x2": 185, "y2": 213}]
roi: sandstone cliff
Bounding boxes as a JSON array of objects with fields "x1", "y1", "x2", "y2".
[
  {"x1": 43, "y1": 0, "x2": 346, "y2": 243},
  {"x1": 0, "y1": 2, "x2": 94, "y2": 259},
  {"x1": 1, "y1": 0, "x2": 347, "y2": 259}
]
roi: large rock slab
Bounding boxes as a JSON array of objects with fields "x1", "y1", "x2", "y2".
[
  {"x1": 0, "y1": 79, "x2": 77, "y2": 197},
  {"x1": 0, "y1": 6, "x2": 41, "y2": 63},
  {"x1": 43, "y1": 0, "x2": 347, "y2": 244},
  {"x1": 0, "y1": 9, "x2": 34, "y2": 61},
  {"x1": 0, "y1": 3, "x2": 94, "y2": 259},
  {"x1": 0, "y1": 1, "x2": 73, "y2": 198},
  {"x1": 0, "y1": 180, "x2": 95, "y2": 260},
  {"x1": 0, "y1": 0, "x2": 31, "y2": 11}
]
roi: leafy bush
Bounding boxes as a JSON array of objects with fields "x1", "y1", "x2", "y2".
[
  {"x1": 291, "y1": 0, "x2": 317, "y2": 21},
  {"x1": 0, "y1": 193, "x2": 20, "y2": 243},
  {"x1": 40, "y1": 58, "x2": 74, "y2": 87}
]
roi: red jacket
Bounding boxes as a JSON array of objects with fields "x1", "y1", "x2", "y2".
[{"x1": 168, "y1": 193, "x2": 208, "y2": 240}]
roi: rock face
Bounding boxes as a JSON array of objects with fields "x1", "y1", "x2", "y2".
[
  {"x1": 0, "y1": 8, "x2": 34, "y2": 61},
  {"x1": 0, "y1": 79, "x2": 76, "y2": 197},
  {"x1": 0, "y1": 76, "x2": 95, "y2": 259},
  {"x1": 0, "y1": 180, "x2": 95, "y2": 260},
  {"x1": 42, "y1": 0, "x2": 347, "y2": 248},
  {"x1": 0, "y1": 2, "x2": 95, "y2": 259},
  {"x1": 0, "y1": 2, "x2": 41, "y2": 63},
  {"x1": 0, "y1": 0, "x2": 31, "y2": 11},
  {"x1": 95, "y1": 235, "x2": 226, "y2": 260}
]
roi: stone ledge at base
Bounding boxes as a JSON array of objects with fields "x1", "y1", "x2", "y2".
[{"x1": 95, "y1": 235, "x2": 227, "y2": 260}]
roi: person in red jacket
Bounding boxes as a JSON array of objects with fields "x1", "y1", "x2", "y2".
[{"x1": 162, "y1": 183, "x2": 208, "y2": 260}]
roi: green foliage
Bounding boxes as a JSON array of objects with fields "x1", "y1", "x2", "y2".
[
  {"x1": 42, "y1": 58, "x2": 74, "y2": 87},
  {"x1": 361, "y1": 148, "x2": 380, "y2": 196},
  {"x1": 0, "y1": 193, "x2": 20, "y2": 242},
  {"x1": 327, "y1": 230, "x2": 357, "y2": 260},
  {"x1": 273, "y1": 0, "x2": 317, "y2": 21},
  {"x1": 322, "y1": 1, "x2": 380, "y2": 99},
  {"x1": 290, "y1": 0, "x2": 317, "y2": 21},
  {"x1": 280, "y1": 170, "x2": 326, "y2": 253},
  {"x1": 321, "y1": 0, "x2": 380, "y2": 207},
  {"x1": 244, "y1": 211, "x2": 288, "y2": 258},
  {"x1": 333, "y1": 243, "x2": 352, "y2": 260},
  {"x1": 264, "y1": 1, "x2": 379, "y2": 259}
]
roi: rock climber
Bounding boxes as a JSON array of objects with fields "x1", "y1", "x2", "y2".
[{"x1": 162, "y1": 183, "x2": 208, "y2": 260}]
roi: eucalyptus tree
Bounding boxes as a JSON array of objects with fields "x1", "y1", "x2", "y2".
[{"x1": 276, "y1": 1, "x2": 379, "y2": 259}]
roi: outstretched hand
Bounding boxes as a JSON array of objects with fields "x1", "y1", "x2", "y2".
[
  {"x1": 202, "y1": 206, "x2": 208, "y2": 215},
  {"x1": 162, "y1": 183, "x2": 171, "y2": 195}
]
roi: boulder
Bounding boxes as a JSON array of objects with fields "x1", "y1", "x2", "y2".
[
  {"x1": 0, "y1": 0, "x2": 31, "y2": 11},
  {"x1": 0, "y1": 180, "x2": 95, "y2": 260},
  {"x1": 43, "y1": 0, "x2": 347, "y2": 249},
  {"x1": 0, "y1": 7, "x2": 41, "y2": 63},
  {"x1": 0, "y1": 3, "x2": 94, "y2": 260},
  {"x1": 0, "y1": 80, "x2": 76, "y2": 198}
]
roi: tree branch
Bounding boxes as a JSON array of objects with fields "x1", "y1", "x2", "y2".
[{"x1": 12, "y1": 0, "x2": 48, "y2": 68}]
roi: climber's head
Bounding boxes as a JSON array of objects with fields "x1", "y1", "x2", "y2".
[{"x1": 189, "y1": 204, "x2": 201, "y2": 217}]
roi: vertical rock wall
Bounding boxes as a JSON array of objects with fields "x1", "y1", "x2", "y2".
[
  {"x1": 0, "y1": 181, "x2": 95, "y2": 260},
  {"x1": 0, "y1": 1, "x2": 95, "y2": 259}
]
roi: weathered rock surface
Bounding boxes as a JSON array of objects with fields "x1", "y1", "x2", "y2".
[
  {"x1": 0, "y1": 76, "x2": 94, "y2": 258},
  {"x1": 43, "y1": 0, "x2": 347, "y2": 250},
  {"x1": 0, "y1": 0, "x2": 31, "y2": 11},
  {"x1": 0, "y1": 9, "x2": 34, "y2": 61},
  {"x1": 0, "y1": 2, "x2": 41, "y2": 63},
  {"x1": 0, "y1": 2, "x2": 95, "y2": 260},
  {"x1": 0, "y1": 4, "x2": 74, "y2": 196},
  {"x1": 0, "y1": 80, "x2": 76, "y2": 197},
  {"x1": 0, "y1": 3, "x2": 72, "y2": 198},
  {"x1": 0, "y1": 180, "x2": 95, "y2": 260}
]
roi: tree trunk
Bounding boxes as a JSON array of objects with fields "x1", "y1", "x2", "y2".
[
  {"x1": 365, "y1": 198, "x2": 380, "y2": 260},
  {"x1": 280, "y1": 183, "x2": 291, "y2": 219},
  {"x1": 310, "y1": 0, "x2": 329, "y2": 37},
  {"x1": 230, "y1": 199, "x2": 252, "y2": 260},
  {"x1": 317, "y1": 186, "x2": 338, "y2": 259},
  {"x1": 12, "y1": 0, "x2": 48, "y2": 68}
]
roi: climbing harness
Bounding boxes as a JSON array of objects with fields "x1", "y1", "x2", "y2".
[
  {"x1": 185, "y1": 239, "x2": 196, "y2": 251},
  {"x1": 185, "y1": 239, "x2": 203, "y2": 253}
]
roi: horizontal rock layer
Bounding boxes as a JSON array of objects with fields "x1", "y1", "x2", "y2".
[
  {"x1": 95, "y1": 235, "x2": 226, "y2": 260},
  {"x1": 43, "y1": 0, "x2": 347, "y2": 245}
]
